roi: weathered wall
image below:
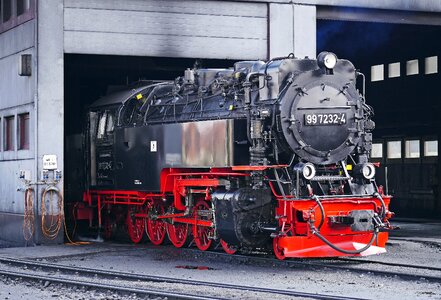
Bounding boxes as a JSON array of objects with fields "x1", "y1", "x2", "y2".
[
  {"x1": 0, "y1": 20, "x2": 36, "y2": 244},
  {"x1": 64, "y1": 0, "x2": 268, "y2": 60},
  {"x1": 33, "y1": 0, "x2": 65, "y2": 244},
  {"x1": 269, "y1": 3, "x2": 316, "y2": 58}
]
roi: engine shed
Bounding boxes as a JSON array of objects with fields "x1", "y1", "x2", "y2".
[{"x1": 0, "y1": 0, "x2": 440, "y2": 245}]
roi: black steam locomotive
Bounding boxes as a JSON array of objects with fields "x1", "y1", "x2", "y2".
[{"x1": 76, "y1": 52, "x2": 393, "y2": 258}]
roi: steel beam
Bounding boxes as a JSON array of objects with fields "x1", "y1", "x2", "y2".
[
  {"x1": 230, "y1": 0, "x2": 441, "y2": 13},
  {"x1": 318, "y1": 6, "x2": 441, "y2": 25}
]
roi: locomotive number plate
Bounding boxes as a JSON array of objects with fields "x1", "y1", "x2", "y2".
[{"x1": 304, "y1": 113, "x2": 346, "y2": 126}]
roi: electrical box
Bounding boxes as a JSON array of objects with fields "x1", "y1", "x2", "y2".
[
  {"x1": 41, "y1": 170, "x2": 49, "y2": 181},
  {"x1": 19, "y1": 170, "x2": 31, "y2": 181},
  {"x1": 55, "y1": 170, "x2": 62, "y2": 181}
]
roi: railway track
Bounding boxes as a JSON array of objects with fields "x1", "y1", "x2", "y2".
[
  {"x1": 11, "y1": 242, "x2": 440, "y2": 284},
  {"x1": 0, "y1": 267, "x2": 215, "y2": 300},
  {"x1": 179, "y1": 245, "x2": 441, "y2": 283},
  {"x1": 336, "y1": 257, "x2": 441, "y2": 273},
  {"x1": 0, "y1": 256, "x2": 362, "y2": 300}
]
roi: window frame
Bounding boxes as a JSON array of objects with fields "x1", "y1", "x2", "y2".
[
  {"x1": 406, "y1": 59, "x2": 419, "y2": 76},
  {"x1": 371, "y1": 142, "x2": 384, "y2": 159},
  {"x1": 4, "y1": 115, "x2": 15, "y2": 152},
  {"x1": 96, "y1": 111, "x2": 108, "y2": 140},
  {"x1": 425, "y1": 56, "x2": 438, "y2": 75},
  {"x1": 18, "y1": 112, "x2": 29, "y2": 150},
  {"x1": 386, "y1": 140, "x2": 402, "y2": 160},
  {"x1": 423, "y1": 139, "x2": 438, "y2": 158},
  {"x1": 371, "y1": 64, "x2": 384, "y2": 82},
  {"x1": 388, "y1": 62, "x2": 401, "y2": 78},
  {"x1": 404, "y1": 139, "x2": 420, "y2": 159},
  {"x1": 0, "y1": 0, "x2": 35, "y2": 34}
]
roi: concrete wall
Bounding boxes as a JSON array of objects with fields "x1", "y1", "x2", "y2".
[
  {"x1": 64, "y1": 0, "x2": 268, "y2": 60},
  {"x1": 0, "y1": 0, "x2": 65, "y2": 245},
  {"x1": 269, "y1": 3, "x2": 316, "y2": 58},
  {"x1": 63, "y1": 0, "x2": 318, "y2": 60},
  {"x1": 33, "y1": 0, "x2": 65, "y2": 245},
  {"x1": 0, "y1": 20, "x2": 36, "y2": 244}
]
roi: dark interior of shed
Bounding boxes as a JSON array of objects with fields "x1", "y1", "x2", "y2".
[
  {"x1": 63, "y1": 55, "x2": 235, "y2": 211},
  {"x1": 64, "y1": 55, "x2": 235, "y2": 135}
]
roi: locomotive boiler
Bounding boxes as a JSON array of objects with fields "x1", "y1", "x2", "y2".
[{"x1": 77, "y1": 52, "x2": 394, "y2": 258}]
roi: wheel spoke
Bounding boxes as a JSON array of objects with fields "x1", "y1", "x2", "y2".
[
  {"x1": 167, "y1": 222, "x2": 189, "y2": 248},
  {"x1": 146, "y1": 204, "x2": 166, "y2": 245},
  {"x1": 193, "y1": 200, "x2": 213, "y2": 251},
  {"x1": 126, "y1": 207, "x2": 144, "y2": 244},
  {"x1": 220, "y1": 239, "x2": 237, "y2": 255},
  {"x1": 273, "y1": 237, "x2": 286, "y2": 260}
]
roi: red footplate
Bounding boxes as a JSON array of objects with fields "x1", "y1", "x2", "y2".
[{"x1": 277, "y1": 232, "x2": 389, "y2": 258}]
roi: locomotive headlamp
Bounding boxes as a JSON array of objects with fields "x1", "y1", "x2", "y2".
[
  {"x1": 294, "y1": 163, "x2": 316, "y2": 180},
  {"x1": 361, "y1": 163, "x2": 376, "y2": 180},
  {"x1": 302, "y1": 163, "x2": 316, "y2": 180},
  {"x1": 317, "y1": 52, "x2": 338, "y2": 70}
]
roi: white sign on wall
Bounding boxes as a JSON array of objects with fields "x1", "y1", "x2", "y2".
[{"x1": 43, "y1": 154, "x2": 58, "y2": 170}]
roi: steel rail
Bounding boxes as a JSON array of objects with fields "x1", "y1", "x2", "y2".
[
  {"x1": 335, "y1": 258, "x2": 441, "y2": 272},
  {"x1": 0, "y1": 267, "x2": 221, "y2": 300},
  {"x1": 173, "y1": 246, "x2": 441, "y2": 283},
  {"x1": 222, "y1": 254, "x2": 441, "y2": 283},
  {"x1": 0, "y1": 256, "x2": 364, "y2": 300},
  {"x1": 238, "y1": 255, "x2": 441, "y2": 283}
]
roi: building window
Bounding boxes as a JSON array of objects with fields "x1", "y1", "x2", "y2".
[
  {"x1": 405, "y1": 140, "x2": 420, "y2": 158},
  {"x1": 387, "y1": 141, "x2": 401, "y2": 159},
  {"x1": 371, "y1": 143, "x2": 383, "y2": 158},
  {"x1": 371, "y1": 64, "x2": 384, "y2": 82},
  {"x1": 388, "y1": 62, "x2": 400, "y2": 78},
  {"x1": 406, "y1": 59, "x2": 419, "y2": 75},
  {"x1": 2, "y1": 0, "x2": 12, "y2": 23},
  {"x1": 18, "y1": 113, "x2": 29, "y2": 150},
  {"x1": 425, "y1": 56, "x2": 438, "y2": 75},
  {"x1": 0, "y1": 0, "x2": 35, "y2": 33},
  {"x1": 4, "y1": 116, "x2": 15, "y2": 151},
  {"x1": 424, "y1": 140, "x2": 438, "y2": 157},
  {"x1": 16, "y1": 0, "x2": 30, "y2": 16}
]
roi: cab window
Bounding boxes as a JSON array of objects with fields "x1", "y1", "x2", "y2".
[
  {"x1": 119, "y1": 97, "x2": 144, "y2": 126},
  {"x1": 96, "y1": 110, "x2": 115, "y2": 140},
  {"x1": 106, "y1": 113, "x2": 114, "y2": 133},
  {"x1": 97, "y1": 112, "x2": 107, "y2": 140}
]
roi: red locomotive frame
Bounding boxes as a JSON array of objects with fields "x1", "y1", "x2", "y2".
[{"x1": 77, "y1": 166, "x2": 392, "y2": 259}]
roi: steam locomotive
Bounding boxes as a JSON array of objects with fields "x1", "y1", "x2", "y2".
[{"x1": 76, "y1": 52, "x2": 394, "y2": 258}]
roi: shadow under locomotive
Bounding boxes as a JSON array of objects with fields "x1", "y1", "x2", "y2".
[{"x1": 68, "y1": 52, "x2": 394, "y2": 259}]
